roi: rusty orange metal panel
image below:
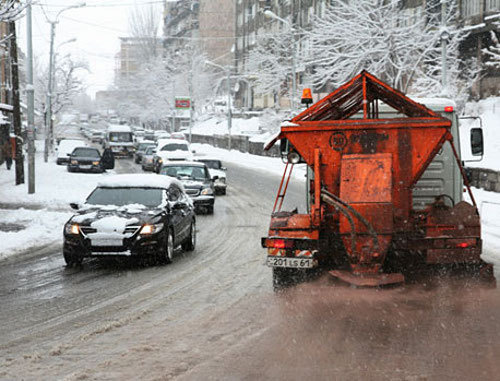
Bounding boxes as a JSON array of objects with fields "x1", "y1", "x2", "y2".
[{"x1": 339, "y1": 153, "x2": 392, "y2": 203}]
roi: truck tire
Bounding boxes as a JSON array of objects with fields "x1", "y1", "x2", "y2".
[{"x1": 272, "y1": 268, "x2": 299, "y2": 291}]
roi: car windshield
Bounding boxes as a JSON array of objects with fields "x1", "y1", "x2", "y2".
[
  {"x1": 144, "y1": 146, "x2": 155, "y2": 155},
  {"x1": 198, "y1": 160, "x2": 221, "y2": 169},
  {"x1": 86, "y1": 187, "x2": 163, "y2": 207},
  {"x1": 138, "y1": 142, "x2": 154, "y2": 151},
  {"x1": 109, "y1": 132, "x2": 132, "y2": 142},
  {"x1": 160, "y1": 165, "x2": 208, "y2": 181},
  {"x1": 160, "y1": 143, "x2": 188, "y2": 152},
  {"x1": 71, "y1": 147, "x2": 100, "y2": 158}
]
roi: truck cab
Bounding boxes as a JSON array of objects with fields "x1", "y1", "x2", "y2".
[{"x1": 105, "y1": 125, "x2": 135, "y2": 157}]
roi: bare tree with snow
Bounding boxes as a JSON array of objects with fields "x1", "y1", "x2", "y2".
[
  {"x1": 483, "y1": 23, "x2": 500, "y2": 70},
  {"x1": 245, "y1": 30, "x2": 293, "y2": 103},
  {"x1": 306, "y1": 0, "x2": 475, "y2": 101},
  {"x1": 34, "y1": 56, "x2": 89, "y2": 118}
]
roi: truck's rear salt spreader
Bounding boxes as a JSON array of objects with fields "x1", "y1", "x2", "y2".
[{"x1": 262, "y1": 71, "x2": 495, "y2": 288}]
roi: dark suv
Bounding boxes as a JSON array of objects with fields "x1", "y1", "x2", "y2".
[
  {"x1": 67, "y1": 147, "x2": 114, "y2": 173},
  {"x1": 160, "y1": 162, "x2": 216, "y2": 214},
  {"x1": 63, "y1": 174, "x2": 196, "y2": 266}
]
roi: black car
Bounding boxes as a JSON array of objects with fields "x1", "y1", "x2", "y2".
[
  {"x1": 134, "y1": 141, "x2": 156, "y2": 164},
  {"x1": 159, "y1": 162, "x2": 216, "y2": 214},
  {"x1": 67, "y1": 147, "x2": 114, "y2": 173},
  {"x1": 63, "y1": 174, "x2": 196, "y2": 266}
]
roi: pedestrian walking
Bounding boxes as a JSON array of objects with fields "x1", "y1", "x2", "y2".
[{"x1": 2, "y1": 139, "x2": 12, "y2": 170}]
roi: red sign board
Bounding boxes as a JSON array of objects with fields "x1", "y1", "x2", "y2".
[{"x1": 175, "y1": 97, "x2": 191, "y2": 109}]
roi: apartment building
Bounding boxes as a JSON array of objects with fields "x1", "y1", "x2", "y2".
[
  {"x1": 163, "y1": 0, "x2": 200, "y2": 53},
  {"x1": 235, "y1": 0, "x2": 498, "y2": 109},
  {"x1": 198, "y1": 0, "x2": 235, "y2": 67}
]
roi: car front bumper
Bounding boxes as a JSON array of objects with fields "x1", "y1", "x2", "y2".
[{"x1": 64, "y1": 231, "x2": 165, "y2": 259}]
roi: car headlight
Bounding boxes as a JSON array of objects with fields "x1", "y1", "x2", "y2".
[
  {"x1": 217, "y1": 177, "x2": 226, "y2": 184},
  {"x1": 92, "y1": 161, "x2": 100, "y2": 166},
  {"x1": 201, "y1": 187, "x2": 213, "y2": 196},
  {"x1": 71, "y1": 160, "x2": 78, "y2": 165},
  {"x1": 64, "y1": 223, "x2": 80, "y2": 235},
  {"x1": 139, "y1": 223, "x2": 164, "y2": 235},
  {"x1": 158, "y1": 158, "x2": 163, "y2": 163}
]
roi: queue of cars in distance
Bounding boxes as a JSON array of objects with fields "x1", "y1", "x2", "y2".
[{"x1": 63, "y1": 174, "x2": 196, "y2": 266}]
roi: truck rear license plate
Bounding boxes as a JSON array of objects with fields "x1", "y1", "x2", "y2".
[{"x1": 266, "y1": 257, "x2": 313, "y2": 269}]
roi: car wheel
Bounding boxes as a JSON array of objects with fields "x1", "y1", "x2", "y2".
[
  {"x1": 67, "y1": 166, "x2": 73, "y2": 172},
  {"x1": 63, "y1": 248, "x2": 83, "y2": 267},
  {"x1": 220, "y1": 188, "x2": 226, "y2": 195},
  {"x1": 206, "y1": 205, "x2": 214, "y2": 215},
  {"x1": 181, "y1": 220, "x2": 196, "y2": 252},
  {"x1": 159, "y1": 229, "x2": 174, "y2": 264}
]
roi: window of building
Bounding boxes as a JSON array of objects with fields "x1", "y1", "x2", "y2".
[
  {"x1": 462, "y1": 0, "x2": 481, "y2": 17},
  {"x1": 486, "y1": 0, "x2": 500, "y2": 11}
]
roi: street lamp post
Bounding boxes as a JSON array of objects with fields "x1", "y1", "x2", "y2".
[
  {"x1": 264, "y1": 10, "x2": 297, "y2": 112},
  {"x1": 205, "y1": 60, "x2": 232, "y2": 150},
  {"x1": 44, "y1": 2, "x2": 85, "y2": 163},
  {"x1": 440, "y1": 0, "x2": 449, "y2": 96}
]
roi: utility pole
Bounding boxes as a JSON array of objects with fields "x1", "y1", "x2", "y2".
[
  {"x1": 44, "y1": 21, "x2": 55, "y2": 162},
  {"x1": 26, "y1": 2, "x2": 35, "y2": 193},
  {"x1": 226, "y1": 68, "x2": 232, "y2": 150},
  {"x1": 9, "y1": 21, "x2": 23, "y2": 185}
]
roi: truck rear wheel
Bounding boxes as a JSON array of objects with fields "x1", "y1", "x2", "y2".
[{"x1": 272, "y1": 268, "x2": 299, "y2": 291}]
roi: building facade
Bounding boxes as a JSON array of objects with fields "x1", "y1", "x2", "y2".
[{"x1": 234, "y1": 0, "x2": 499, "y2": 109}]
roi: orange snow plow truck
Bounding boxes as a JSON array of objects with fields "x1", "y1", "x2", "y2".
[{"x1": 262, "y1": 71, "x2": 495, "y2": 288}]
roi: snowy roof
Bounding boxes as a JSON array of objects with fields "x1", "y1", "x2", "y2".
[
  {"x1": 156, "y1": 138, "x2": 189, "y2": 148},
  {"x1": 0, "y1": 102, "x2": 13, "y2": 112},
  {"x1": 107, "y1": 124, "x2": 132, "y2": 132},
  {"x1": 162, "y1": 161, "x2": 206, "y2": 167},
  {"x1": 410, "y1": 97, "x2": 457, "y2": 111},
  {"x1": 97, "y1": 174, "x2": 183, "y2": 190}
]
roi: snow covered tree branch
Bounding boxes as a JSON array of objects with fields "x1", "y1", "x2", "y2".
[
  {"x1": 483, "y1": 23, "x2": 500, "y2": 69},
  {"x1": 306, "y1": 0, "x2": 473, "y2": 102},
  {"x1": 0, "y1": 0, "x2": 29, "y2": 22}
]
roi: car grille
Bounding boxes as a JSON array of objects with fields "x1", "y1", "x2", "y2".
[
  {"x1": 80, "y1": 226, "x2": 141, "y2": 236},
  {"x1": 185, "y1": 189, "x2": 200, "y2": 197},
  {"x1": 168, "y1": 158, "x2": 185, "y2": 161}
]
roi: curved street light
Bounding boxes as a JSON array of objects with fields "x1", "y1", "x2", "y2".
[
  {"x1": 44, "y1": 2, "x2": 86, "y2": 162},
  {"x1": 264, "y1": 10, "x2": 297, "y2": 112},
  {"x1": 205, "y1": 60, "x2": 233, "y2": 150}
]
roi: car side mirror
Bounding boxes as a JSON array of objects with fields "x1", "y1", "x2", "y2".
[
  {"x1": 192, "y1": 149, "x2": 196, "y2": 154},
  {"x1": 212, "y1": 175, "x2": 219, "y2": 181},
  {"x1": 221, "y1": 167, "x2": 227, "y2": 171},
  {"x1": 69, "y1": 202, "x2": 80, "y2": 210},
  {"x1": 67, "y1": 153, "x2": 71, "y2": 156},
  {"x1": 471, "y1": 128, "x2": 483, "y2": 156}
]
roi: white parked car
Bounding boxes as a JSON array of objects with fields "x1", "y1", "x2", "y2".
[{"x1": 56, "y1": 139, "x2": 87, "y2": 165}]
